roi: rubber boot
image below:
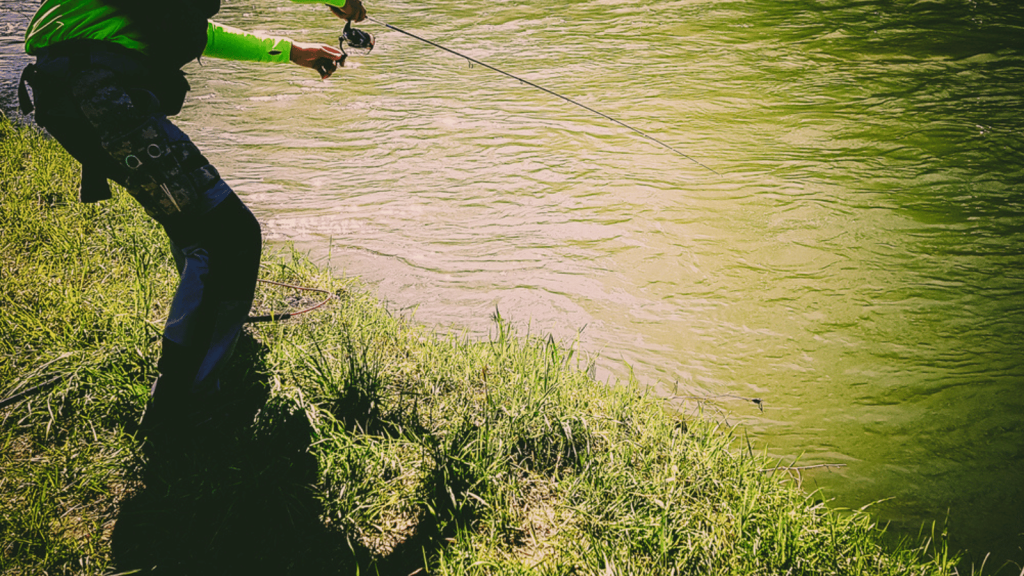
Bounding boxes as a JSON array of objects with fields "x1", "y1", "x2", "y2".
[{"x1": 139, "y1": 338, "x2": 204, "y2": 437}]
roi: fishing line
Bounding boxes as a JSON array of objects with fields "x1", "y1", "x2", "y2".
[
  {"x1": 362, "y1": 16, "x2": 719, "y2": 174},
  {"x1": 247, "y1": 279, "x2": 336, "y2": 324}
]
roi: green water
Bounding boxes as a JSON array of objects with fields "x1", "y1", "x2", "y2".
[{"x1": 5, "y1": 0, "x2": 1023, "y2": 569}]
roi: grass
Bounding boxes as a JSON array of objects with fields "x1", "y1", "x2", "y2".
[{"x1": 0, "y1": 113, "x2": 969, "y2": 575}]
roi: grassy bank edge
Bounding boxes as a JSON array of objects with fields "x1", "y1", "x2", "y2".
[{"x1": 0, "y1": 114, "x2": 966, "y2": 575}]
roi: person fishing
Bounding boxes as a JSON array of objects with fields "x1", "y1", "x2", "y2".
[{"x1": 17, "y1": 0, "x2": 366, "y2": 432}]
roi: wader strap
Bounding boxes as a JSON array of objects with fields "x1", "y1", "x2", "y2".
[
  {"x1": 18, "y1": 64, "x2": 36, "y2": 114},
  {"x1": 80, "y1": 163, "x2": 113, "y2": 203}
]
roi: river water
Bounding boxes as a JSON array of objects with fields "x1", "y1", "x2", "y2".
[{"x1": 4, "y1": 0, "x2": 1023, "y2": 569}]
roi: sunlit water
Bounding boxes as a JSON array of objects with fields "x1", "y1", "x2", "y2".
[{"x1": 4, "y1": 0, "x2": 1023, "y2": 568}]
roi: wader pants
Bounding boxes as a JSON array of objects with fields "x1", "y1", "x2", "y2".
[{"x1": 20, "y1": 41, "x2": 262, "y2": 408}]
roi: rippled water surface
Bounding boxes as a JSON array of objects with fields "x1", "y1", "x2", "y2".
[{"x1": 4, "y1": 0, "x2": 1023, "y2": 568}]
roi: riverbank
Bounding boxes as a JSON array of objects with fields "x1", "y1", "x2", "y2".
[{"x1": 0, "y1": 114, "x2": 964, "y2": 575}]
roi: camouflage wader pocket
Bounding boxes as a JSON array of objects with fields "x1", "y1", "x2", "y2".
[
  {"x1": 101, "y1": 118, "x2": 211, "y2": 218},
  {"x1": 70, "y1": 67, "x2": 220, "y2": 220}
]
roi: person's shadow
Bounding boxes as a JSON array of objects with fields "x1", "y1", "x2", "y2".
[
  {"x1": 110, "y1": 333, "x2": 370, "y2": 575},
  {"x1": 112, "y1": 332, "x2": 474, "y2": 575}
]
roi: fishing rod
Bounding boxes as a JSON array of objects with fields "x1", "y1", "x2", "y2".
[
  {"x1": 0, "y1": 281, "x2": 336, "y2": 410},
  {"x1": 355, "y1": 17, "x2": 718, "y2": 175}
]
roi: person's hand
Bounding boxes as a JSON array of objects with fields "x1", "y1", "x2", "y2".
[
  {"x1": 327, "y1": 0, "x2": 366, "y2": 23},
  {"x1": 290, "y1": 42, "x2": 345, "y2": 79}
]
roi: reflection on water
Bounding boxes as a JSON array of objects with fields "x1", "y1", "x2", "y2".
[{"x1": 5, "y1": 0, "x2": 1023, "y2": 569}]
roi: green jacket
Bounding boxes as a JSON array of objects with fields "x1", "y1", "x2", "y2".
[{"x1": 25, "y1": 0, "x2": 348, "y2": 64}]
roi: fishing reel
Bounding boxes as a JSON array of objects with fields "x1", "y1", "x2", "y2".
[
  {"x1": 342, "y1": 19, "x2": 375, "y2": 52},
  {"x1": 314, "y1": 20, "x2": 374, "y2": 77}
]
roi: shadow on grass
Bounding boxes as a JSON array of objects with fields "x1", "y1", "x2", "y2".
[
  {"x1": 109, "y1": 333, "x2": 469, "y2": 576},
  {"x1": 109, "y1": 332, "x2": 365, "y2": 575}
]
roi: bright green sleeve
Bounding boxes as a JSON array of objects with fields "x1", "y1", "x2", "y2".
[{"x1": 202, "y1": 21, "x2": 293, "y2": 63}]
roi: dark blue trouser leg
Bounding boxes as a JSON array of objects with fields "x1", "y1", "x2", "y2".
[{"x1": 164, "y1": 191, "x2": 262, "y2": 399}]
